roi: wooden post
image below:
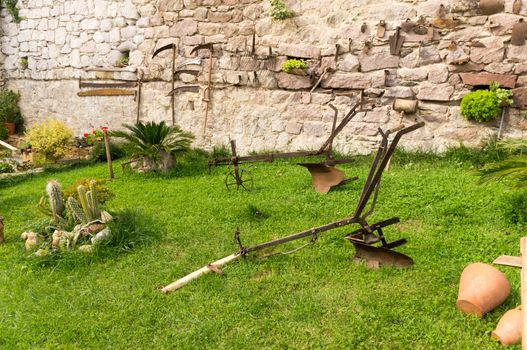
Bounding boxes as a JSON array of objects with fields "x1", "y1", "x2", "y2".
[
  {"x1": 102, "y1": 129, "x2": 114, "y2": 179},
  {"x1": 0, "y1": 216, "x2": 4, "y2": 244},
  {"x1": 521, "y1": 237, "x2": 527, "y2": 350},
  {"x1": 136, "y1": 79, "x2": 142, "y2": 123},
  {"x1": 171, "y1": 45, "x2": 176, "y2": 125}
]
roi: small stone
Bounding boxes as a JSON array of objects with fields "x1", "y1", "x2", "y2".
[
  {"x1": 427, "y1": 64, "x2": 449, "y2": 84},
  {"x1": 397, "y1": 67, "x2": 428, "y2": 81},
  {"x1": 277, "y1": 44, "x2": 321, "y2": 59},
  {"x1": 383, "y1": 86, "x2": 414, "y2": 99},
  {"x1": 276, "y1": 73, "x2": 311, "y2": 90},
  {"x1": 484, "y1": 62, "x2": 514, "y2": 74},
  {"x1": 359, "y1": 47, "x2": 399, "y2": 72},
  {"x1": 286, "y1": 121, "x2": 302, "y2": 135},
  {"x1": 321, "y1": 73, "x2": 371, "y2": 89},
  {"x1": 470, "y1": 36, "x2": 505, "y2": 64}
]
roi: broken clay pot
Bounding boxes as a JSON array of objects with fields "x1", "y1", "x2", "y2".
[
  {"x1": 456, "y1": 263, "x2": 510, "y2": 317},
  {"x1": 491, "y1": 306, "x2": 522, "y2": 346}
]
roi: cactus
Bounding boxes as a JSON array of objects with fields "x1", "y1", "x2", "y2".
[
  {"x1": 67, "y1": 196, "x2": 86, "y2": 223},
  {"x1": 46, "y1": 180, "x2": 64, "y2": 224},
  {"x1": 89, "y1": 180, "x2": 100, "y2": 218},
  {"x1": 76, "y1": 183, "x2": 102, "y2": 223}
]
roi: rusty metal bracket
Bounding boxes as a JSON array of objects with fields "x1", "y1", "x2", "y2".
[
  {"x1": 79, "y1": 78, "x2": 137, "y2": 89},
  {"x1": 77, "y1": 89, "x2": 136, "y2": 97},
  {"x1": 389, "y1": 27, "x2": 405, "y2": 55}
]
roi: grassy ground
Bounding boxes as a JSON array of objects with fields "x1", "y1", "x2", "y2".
[{"x1": 0, "y1": 151, "x2": 524, "y2": 349}]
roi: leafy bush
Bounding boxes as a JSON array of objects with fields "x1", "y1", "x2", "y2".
[
  {"x1": 0, "y1": 125, "x2": 8, "y2": 140},
  {"x1": 62, "y1": 179, "x2": 114, "y2": 205},
  {"x1": 460, "y1": 90, "x2": 500, "y2": 122},
  {"x1": 90, "y1": 142, "x2": 125, "y2": 162},
  {"x1": 490, "y1": 81, "x2": 513, "y2": 106},
  {"x1": 501, "y1": 191, "x2": 527, "y2": 225},
  {"x1": 25, "y1": 119, "x2": 73, "y2": 161},
  {"x1": 270, "y1": 0, "x2": 294, "y2": 20},
  {"x1": 281, "y1": 59, "x2": 307, "y2": 73},
  {"x1": 0, "y1": 89, "x2": 22, "y2": 123}
]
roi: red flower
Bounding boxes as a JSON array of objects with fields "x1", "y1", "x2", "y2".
[
  {"x1": 83, "y1": 133, "x2": 89, "y2": 137},
  {"x1": 100, "y1": 126, "x2": 109, "y2": 131},
  {"x1": 92, "y1": 130, "x2": 97, "y2": 134}
]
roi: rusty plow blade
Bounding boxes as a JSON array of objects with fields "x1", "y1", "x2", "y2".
[
  {"x1": 298, "y1": 163, "x2": 357, "y2": 194},
  {"x1": 345, "y1": 228, "x2": 413, "y2": 269}
]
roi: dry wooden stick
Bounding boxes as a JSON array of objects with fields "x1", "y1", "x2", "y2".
[
  {"x1": 0, "y1": 216, "x2": 4, "y2": 244},
  {"x1": 521, "y1": 237, "x2": 526, "y2": 350},
  {"x1": 102, "y1": 129, "x2": 114, "y2": 179},
  {"x1": 161, "y1": 253, "x2": 241, "y2": 294}
]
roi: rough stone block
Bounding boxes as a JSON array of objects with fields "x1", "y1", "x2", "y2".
[
  {"x1": 416, "y1": 82, "x2": 454, "y2": 101},
  {"x1": 470, "y1": 36, "x2": 505, "y2": 64},
  {"x1": 359, "y1": 47, "x2": 399, "y2": 72},
  {"x1": 427, "y1": 64, "x2": 449, "y2": 84},
  {"x1": 459, "y1": 72, "x2": 516, "y2": 88},
  {"x1": 277, "y1": 73, "x2": 311, "y2": 90},
  {"x1": 277, "y1": 44, "x2": 321, "y2": 59},
  {"x1": 320, "y1": 73, "x2": 371, "y2": 89}
]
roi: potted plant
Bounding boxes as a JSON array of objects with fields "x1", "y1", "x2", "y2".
[
  {"x1": 281, "y1": 59, "x2": 308, "y2": 76},
  {"x1": 0, "y1": 89, "x2": 22, "y2": 135},
  {"x1": 110, "y1": 121, "x2": 194, "y2": 173}
]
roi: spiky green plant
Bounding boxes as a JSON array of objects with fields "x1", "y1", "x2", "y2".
[
  {"x1": 67, "y1": 196, "x2": 86, "y2": 224},
  {"x1": 43, "y1": 181, "x2": 64, "y2": 224},
  {"x1": 77, "y1": 185, "x2": 94, "y2": 222},
  {"x1": 89, "y1": 180, "x2": 100, "y2": 218},
  {"x1": 110, "y1": 121, "x2": 194, "y2": 161},
  {"x1": 478, "y1": 157, "x2": 527, "y2": 187}
]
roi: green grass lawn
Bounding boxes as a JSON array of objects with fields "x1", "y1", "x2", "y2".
[{"x1": 0, "y1": 153, "x2": 524, "y2": 349}]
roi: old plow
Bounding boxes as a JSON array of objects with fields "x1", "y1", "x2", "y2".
[
  {"x1": 208, "y1": 102, "x2": 372, "y2": 193},
  {"x1": 161, "y1": 121, "x2": 424, "y2": 293}
]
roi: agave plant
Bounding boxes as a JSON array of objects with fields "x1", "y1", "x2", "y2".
[{"x1": 111, "y1": 121, "x2": 194, "y2": 172}]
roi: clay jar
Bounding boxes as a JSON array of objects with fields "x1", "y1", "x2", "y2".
[
  {"x1": 456, "y1": 263, "x2": 510, "y2": 317},
  {"x1": 492, "y1": 306, "x2": 522, "y2": 346}
]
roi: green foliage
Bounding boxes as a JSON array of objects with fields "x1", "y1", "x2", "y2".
[
  {"x1": 2, "y1": 0, "x2": 21, "y2": 23},
  {"x1": 25, "y1": 119, "x2": 73, "y2": 161},
  {"x1": 0, "y1": 89, "x2": 21, "y2": 123},
  {"x1": 110, "y1": 121, "x2": 194, "y2": 161},
  {"x1": 63, "y1": 179, "x2": 114, "y2": 206},
  {"x1": 281, "y1": 58, "x2": 307, "y2": 73},
  {"x1": 270, "y1": 0, "x2": 294, "y2": 20},
  {"x1": 490, "y1": 81, "x2": 513, "y2": 106},
  {"x1": 460, "y1": 90, "x2": 500, "y2": 122},
  {"x1": 477, "y1": 156, "x2": 527, "y2": 187},
  {"x1": 211, "y1": 144, "x2": 231, "y2": 158},
  {"x1": 115, "y1": 56, "x2": 129, "y2": 67},
  {"x1": 90, "y1": 142, "x2": 125, "y2": 162},
  {"x1": 0, "y1": 125, "x2": 8, "y2": 141},
  {"x1": 501, "y1": 191, "x2": 527, "y2": 225},
  {"x1": 19, "y1": 57, "x2": 28, "y2": 69},
  {"x1": 0, "y1": 149, "x2": 11, "y2": 158},
  {"x1": 0, "y1": 160, "x2": 14, "y2": 173},
  {"x1": 100, "y1": 209, "x2": 161, "y2": 252}
]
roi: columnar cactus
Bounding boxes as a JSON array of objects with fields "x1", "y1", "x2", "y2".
[
  {"x1": 75, "y1": 182, "x2": 102, "y2": 223},
  {"x1": 67, "y1": 196, "x2": 87, "y2": 223},
  {"x1": 46, "y1": 180, "x2": 64, "y2": 224}
]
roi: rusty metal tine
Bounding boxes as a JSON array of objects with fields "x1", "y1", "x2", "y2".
[
  {"x1": 317, "y1": 102, "x2": 359, "y2": 154},
  {"x1": 353, "y1": 122, "x2": 424, "y2": 219}
]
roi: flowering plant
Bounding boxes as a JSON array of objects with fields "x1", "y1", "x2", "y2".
[{"x1": 82, "y1": 126, "x2": 108, "y2": 146}]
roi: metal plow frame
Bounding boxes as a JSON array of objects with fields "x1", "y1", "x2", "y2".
[
  {"x1": 161, "y1": 121, "x2": 424, "y2": 293},
  {"x1": 209, "y1": 101, "x2": 371, "y2": 193}
]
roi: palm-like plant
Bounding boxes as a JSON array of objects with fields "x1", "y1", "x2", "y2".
[
  {"x1": 478, "y1": 139, "x2": 527, "y2": 187},
  {"x1": 111, "y1": 121, "x2": 194, "y2": 167}
]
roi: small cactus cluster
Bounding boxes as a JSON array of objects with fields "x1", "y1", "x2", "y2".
[
  {"x1": 38, "y1": 180, "x2": 66, "y2": 225},
  {"x1": 67, "y1": 180, "x2": 102, "y2": 224}
]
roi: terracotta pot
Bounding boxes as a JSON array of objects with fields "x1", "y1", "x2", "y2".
[
  {"x1": 4, "y1": 122, "x2": 15, "y2": 135},
  {"x1": 456, "y1": 263, "x2": 510, "y2": 317},
  {"x1": 492, "y1": 306, "x2": 522, "y2": 346}
]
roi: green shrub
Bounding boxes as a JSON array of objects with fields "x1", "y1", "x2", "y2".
[
  {"x1": 0, "y1": 89, "x2": 22, "y2": 124},
  {"x1": 281, "y1": 59, "x2": 307, "y2": 73},
  {"x1": 270, "y1": 0, "x2": 294, "y2": 20},
  {"x1": 90, "y1": 142, "x2": 125, "y2": 162},
  {"x1": 490, "y1": 81, "x2": 513, "y2": 106},
  {"x1": 62, "y1": 179, "x2": 114, "y2": 205},
  {"x1": 0, "y1": 125, "x2": 8, "y2": 140},
  {"x1": 460, "y1": 90, "x2": 500, "y2": 122},
  {"x1": 25, "y1": 119, "x2": 73, "y2": 161}
]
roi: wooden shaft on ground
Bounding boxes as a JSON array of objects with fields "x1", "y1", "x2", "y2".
[
  {"x1": 102, "y1": 130, "x2": 114, "y2": 179},
  {"x1": 0, "y1": 216, "x2": 4, "y2": 244},
  {"x1": 521, "y1": 237, "x2": 527, "y2": 350},
  {"x1": 161, "y1": 253, "x2": 240, "y2": 294},
  {"x1": 171, "y1": 46, "x2": 176, "y2": 125}
]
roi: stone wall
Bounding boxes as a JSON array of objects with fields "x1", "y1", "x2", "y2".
[{"x1": 2, "y1": 0, "x2": 527, "y2": 153}]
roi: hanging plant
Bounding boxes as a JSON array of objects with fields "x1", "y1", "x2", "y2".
[
  {"x1": 270, "y1": 0, "x2": 294, "y2": 20},
  {"x1": 281, "y1": 59, "x2": 307, "y2": 75}
]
